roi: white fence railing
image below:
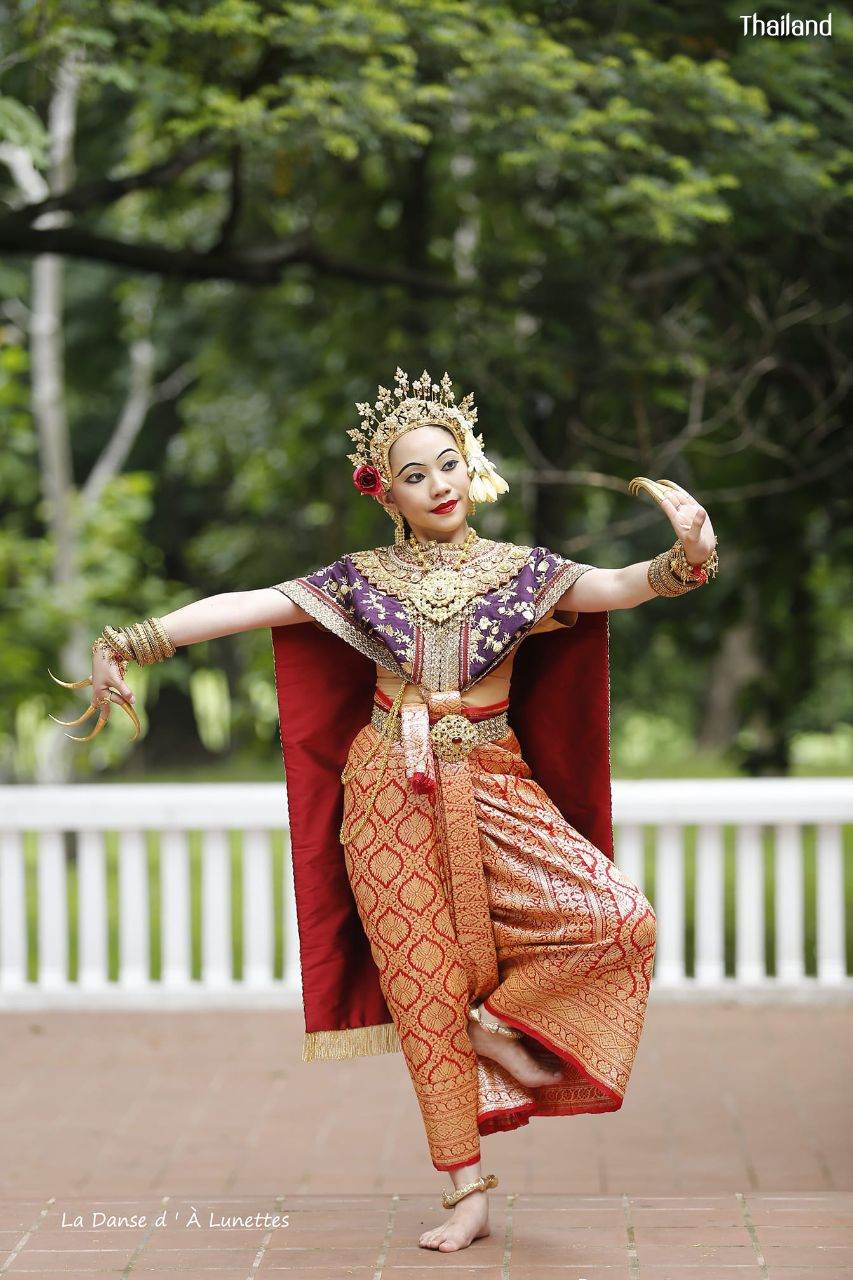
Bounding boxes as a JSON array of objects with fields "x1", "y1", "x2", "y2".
[{"x1": 0, "y1": 780, "x2": 850, "y2": 1008}]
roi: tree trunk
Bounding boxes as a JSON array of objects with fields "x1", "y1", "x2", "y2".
[
  {"x1": 31, "y1": 53, "x2": 83, "y2": 782},
  {"x1": 697, "y1": 618, "x2": 763, "y2": 753}
]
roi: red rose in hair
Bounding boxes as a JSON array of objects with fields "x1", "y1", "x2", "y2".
[{"x1": 353, "y1": 464, "x2": 383, "y2": 495}]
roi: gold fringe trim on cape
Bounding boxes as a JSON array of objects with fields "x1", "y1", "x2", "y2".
[{"x1": 302, "y1": 1020, "x2": 401, "y2": 1062}]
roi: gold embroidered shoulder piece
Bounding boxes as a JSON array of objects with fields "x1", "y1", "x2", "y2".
[{"x1": 349, "y1": 538, "x2": 531, "y2": 625}]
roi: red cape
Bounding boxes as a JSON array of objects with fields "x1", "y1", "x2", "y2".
[{"x1": 270, "y1": 611, "x2": 612, "y2": 1040}]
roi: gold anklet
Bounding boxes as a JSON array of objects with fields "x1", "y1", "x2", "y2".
[
  {"x1": 442, "y1": 1172, "x2": 498, "y2": 1208},
  {"x1": 468, "y1": 1002, "x2": 523, "y2": 1041}
]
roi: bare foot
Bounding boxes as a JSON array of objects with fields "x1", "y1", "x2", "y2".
[
  {"x1": 468, "y1": 1008, "x2": 564, "y2": 1087},
  {"x1": 418, "y1": 1189, "x2": 491, "y2": 1252}
]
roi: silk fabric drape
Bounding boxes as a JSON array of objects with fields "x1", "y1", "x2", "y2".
[{"x1": 341, "y1": 706, "x2": 657, "y2": 1172}]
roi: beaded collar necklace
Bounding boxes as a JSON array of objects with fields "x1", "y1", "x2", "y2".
[{"x1": 397, "y1": 527, "x2": 481, "y2": 623}]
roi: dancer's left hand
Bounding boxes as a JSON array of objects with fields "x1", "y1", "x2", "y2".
[{"x1": 658, "y1": 482, "x2": 717, "y2": 566}]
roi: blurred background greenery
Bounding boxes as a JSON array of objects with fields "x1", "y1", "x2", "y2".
[{"x1": 1, "y1": 0, "x2": 851, "y2": 785}]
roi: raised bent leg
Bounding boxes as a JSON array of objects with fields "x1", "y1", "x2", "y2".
[{"x1": 472, "y1": 735, "x2": 657, "y2": 1118}]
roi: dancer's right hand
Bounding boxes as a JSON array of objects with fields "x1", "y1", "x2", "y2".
[{"x1": 92, "y1": 646, "x2": 136, "y2": 717}]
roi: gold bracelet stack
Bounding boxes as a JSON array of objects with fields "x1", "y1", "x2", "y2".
[
  {"x1": 648, "y1": 539, "x2": 719, "y2": 598},
  {"x1": 47, "y1": 616, "x2": 176, "y2": 745},
  {"x1": 99, "y1": 618, "x2": 176, "y2": 667},
  {"x1": 441, "y1": 1172, "x2": 499, "y2": 1209}
]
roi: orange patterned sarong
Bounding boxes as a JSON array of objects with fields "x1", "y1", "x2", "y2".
[{"x1": 340, "y1": 693, "x2": 657, "y2": 1173}]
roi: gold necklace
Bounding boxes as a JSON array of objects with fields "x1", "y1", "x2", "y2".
[
  {"x1": 402, "y1": 527, "x2": 480, "y2": 624},
  {"x1": 407, "y1": 526, "x2": 479, "y2": 564}
]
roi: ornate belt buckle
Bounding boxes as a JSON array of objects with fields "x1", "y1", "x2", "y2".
[{"x1": 429, "y1": 713, "x2": 477, "y2": 762}]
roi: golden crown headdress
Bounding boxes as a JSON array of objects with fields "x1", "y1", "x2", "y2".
[{"x1": 346, "y1": 367, "x2": 509, "y2": 510}]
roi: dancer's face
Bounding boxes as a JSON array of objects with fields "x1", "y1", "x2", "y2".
[{"x1": 382, "y1": 425, "x2": 473, "y2": 544}]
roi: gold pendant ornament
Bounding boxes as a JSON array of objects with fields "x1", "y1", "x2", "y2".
[
  {"x1": 349, "y1": 534, "x2": 532, "y2": 628},
  {"x1": 402, "y1": 527, "x2": 479, "y2": 623},
  {"x1": 414, "y1": 566, "x2": 467, "y2": 623}
]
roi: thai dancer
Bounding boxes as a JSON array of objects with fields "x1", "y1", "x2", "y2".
[{"x1": 49, "y1": 367, "x2": 718, "y2": 1253}]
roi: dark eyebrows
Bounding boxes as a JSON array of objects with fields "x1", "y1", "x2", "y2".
[{"x1": 395, "y1": 446, "x2": 458, "y2": 477}]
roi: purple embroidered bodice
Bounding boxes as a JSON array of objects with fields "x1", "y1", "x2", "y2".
[{"x1": 271, "y1": 540, "x2": 594, "y2": 693}]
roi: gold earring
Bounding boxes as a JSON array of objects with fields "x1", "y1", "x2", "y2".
[{"x1": 390, "y1": 508, "x2": 406, "y2": 544}]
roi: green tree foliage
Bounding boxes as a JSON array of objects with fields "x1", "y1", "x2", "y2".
[{"x1": 1, "y1": 1, "x2": 851, "y2": 776}]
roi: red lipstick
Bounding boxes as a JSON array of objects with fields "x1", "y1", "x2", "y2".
[{"x1": 431, "y1": 498, "x2": 458, "y2": 514}]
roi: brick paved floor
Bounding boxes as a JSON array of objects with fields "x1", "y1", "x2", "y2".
[{"x1": 0, "y1": 996, "x2": 850, "y2": 1277}]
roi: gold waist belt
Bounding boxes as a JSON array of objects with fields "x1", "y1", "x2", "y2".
[{"x1": 370, "y1": 701, "x2": 510, "y2": 762}]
